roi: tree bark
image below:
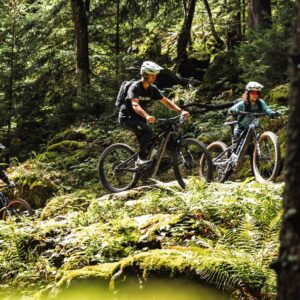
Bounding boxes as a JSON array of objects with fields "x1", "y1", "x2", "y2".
[
  {"x1": 70, "y1": 0, "x2": 90, "y2": 96},
  {"x1": 202, "y1": 0, "x2": 224, "y2": 49},
  {"x1": 176, "y1": 0, "x2": 196, "y2": 63},
  {"x1": 226, "y1": 0, "x2": 242, "y2": 49},
  {"x1": 248, "y1": 0, "x2": 272, "y2": 30},
  {"x1": 115, "y1": 0, "x2": 120, "y2": 74},
  {"x1": 276, "y1": 0, "x2": 300, "y2": 298}
]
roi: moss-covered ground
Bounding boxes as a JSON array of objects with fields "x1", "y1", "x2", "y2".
[{"x1": 0, "y1": 85, "x2": 288, "y2": 299}]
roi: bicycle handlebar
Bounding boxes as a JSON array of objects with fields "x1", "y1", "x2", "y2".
[
  {"x1": 156, "y1": 115, "x2": 185, "y2": 124},
  {"x1": 0, "y1": 185, "x2": 14, "y2": 189},
  {"x1": 236, "y1": 111, "x2": 269, "y2": 117}
]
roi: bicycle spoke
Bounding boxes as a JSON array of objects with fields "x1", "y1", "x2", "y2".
[
  {"x1": 253, "y1": 132, "x2": 280, "y2": 182},
  {"x1": 99, "y1": 144, "x2": 139, "y2": 192}
]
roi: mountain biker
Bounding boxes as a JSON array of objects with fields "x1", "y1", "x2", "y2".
[
  {"x1": 0, "y1": 168, "x2": 15, "y2": 188},
  {"x1": 118, "y1": 61, "x2": 190, "y2": 166},
  {"x1": 228, "y1": 81, "x2": 279, "y2": 159},
  {"x1": 0, "y1": 143, "x2": 16, "y2": 188}
]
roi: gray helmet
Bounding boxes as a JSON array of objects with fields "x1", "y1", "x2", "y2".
[
  {"x1": 245, "y1": 81, "x2": 264, "y2": 91},
  {"x1": 140, "y1": 61, "x2": 163, "y2": 75}
]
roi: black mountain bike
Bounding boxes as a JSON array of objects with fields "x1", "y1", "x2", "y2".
[
  {"x1": 98, "y1": 116, "x2": 213, "y2": 192},
  {"x1": 0, "y1": 186, "x2": 33, "y2": 221},
  {"x1": 200, "y1": 112, "x2": 281, "y2": 183}
]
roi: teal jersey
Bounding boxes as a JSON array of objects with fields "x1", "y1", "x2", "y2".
[{"x1": 228, "y1": 98, "x2": 275, "y2": 129}]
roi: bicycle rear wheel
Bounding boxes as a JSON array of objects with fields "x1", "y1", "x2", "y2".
[
  {"x1": 2, "y1": 198, "x2": 33, "y2": 221},
  {"x1": 253, "y1": 131, "x2": 281, "y2": 182},
  {"x1": 98, "y1": 143, "x2": 139, "y2": 193},
  {"x1": 173, "y1": 138, "x2": 213, "y2": 188},
  {"x1": 200, "y1": 141, "x2": 229, "y2": 182}
]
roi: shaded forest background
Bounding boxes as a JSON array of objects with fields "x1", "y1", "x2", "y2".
[{"x1": 0, "y1": 0, "x2": 295, "y2": 161}]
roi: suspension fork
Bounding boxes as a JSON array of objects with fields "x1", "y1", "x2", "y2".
[
  {"x1": 150, "y1": 132, "x2": 171, "y2": 177},
  {"x1": 254, "y1": 129, "x2": 263, "y2": 158}
]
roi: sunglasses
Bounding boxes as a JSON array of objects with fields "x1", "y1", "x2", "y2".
[{"x1": 249, "y1": 90, "x2": 260, "y2": 95}]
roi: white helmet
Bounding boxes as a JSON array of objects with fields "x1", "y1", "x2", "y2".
[
  {"x1": 245, "y1": 81, "x2": 264, "y2": 91},
  {"x1": 140, "y1": 61, "x2": 163, "y2": 75}
]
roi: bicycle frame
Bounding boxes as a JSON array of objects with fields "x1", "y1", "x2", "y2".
[
  {"x1": 115, "y1": 116, "x2": 184, "y2": 179},
  {"x1": 0, "y1": 192, "x2": 9, "y2": 215},
  {"x1": 214, "y1": 113, "x2": 268, "y2": 174}
]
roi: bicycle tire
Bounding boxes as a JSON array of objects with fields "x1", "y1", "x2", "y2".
[
  {"x1": 173, "y1": 138, "x2": 213, "y2": 188},
  {"x1": 253, "y1": 131, "x2": 281, "y2": 182},
  {"x1": 2, "y1": 198, "x2": 33, "y2": 221},
  {"x1": 98, "y1": 143, "x2": 139, "y2": 193},
  {"x1": 201, "y1": 141, "x2": 229, "y2": 182}
]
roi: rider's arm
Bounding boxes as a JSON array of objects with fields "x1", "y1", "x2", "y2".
[
  {"x1": 260, "y1": 99, "x2": 276, "y2": 116},
  {"x1": 228, "y1": 100, "x2": 245, "y2": 115},
  {"x1": 131, "y1": 98, "x2": 155, "y2": 122},
  {"x1": 0, "y1": 168, "x2": 10, "y2": 185},
  {"x1": 160, "y1": 97, "x2": 190, "y2": 118}
]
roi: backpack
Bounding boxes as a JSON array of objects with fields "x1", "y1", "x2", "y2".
[{"x1": 115, "y1": 80, "x2": 136, "y2": 108}]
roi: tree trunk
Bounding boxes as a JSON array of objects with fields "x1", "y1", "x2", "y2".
[
  {"x1": 176, "y1": 0, "x2": 196, "y2": 63},
  {"x1": 241, "y1": 0, "x2": 246, "y2": 36},
  {"x1": 5, "y1": 1, "x2": 19, "y2": 161},
  {"x1": 115, "y1": 0, "x2": 120, "y2": 74},
  {"x1": 226, "y1": 0, "x2": 242, "y2": 49},
  {"x1": 276, "y1": 0, "x2": 300, "y2": 298},
  {"x1": 202, "y1": 0, "x2": 224, "y2": 49},
  {"x1": 70, "y1": 0, "x2": 90, "y2": 96},
  {"x1": 248, "y1": 0, "x2": 272, "y2": 30}
]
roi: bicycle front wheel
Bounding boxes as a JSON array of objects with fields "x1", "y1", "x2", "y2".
[
  {"x1": 98, "y1": 143, "x2": 139, "y2": 193},
  {"x1": 200, "y1": 141, "x2": 229, "y2": 182},
  {"x1": 253, "y1": 131, "x2": 281, "y2": 182},
  {"x1": 173, "y1": 138, "x2": 213, "y2": 188},
  {"x1": 2, "y1": 198, "x2": 33, "y2": 221}
]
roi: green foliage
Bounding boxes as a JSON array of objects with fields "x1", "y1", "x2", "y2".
[
  {"x1": 0, "y1": 178, "x2": 284, "y2": 298},
  {"x1": 236, "y1": 21, "x2": 292, "y2": 88},
  {"x1": 265, "y1": 83, "x2": 290, "y2": 105}
]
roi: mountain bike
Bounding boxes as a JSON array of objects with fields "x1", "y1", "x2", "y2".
[
  {"x1": 200, "y1": 112, "x2": 281, "y2": 183},
  {"x1": 98, "y1": 115, "x2": 213, "y2": 192},
  {"x1": 0, "y1": 186, "x2": 33, "y2": 221}
]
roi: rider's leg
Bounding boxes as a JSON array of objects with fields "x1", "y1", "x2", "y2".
[
  {"x1": 232, "y1": 126, "x2": 243, "y2": 153},
  {"x1": 119, "y1": 118, "x2": 153, "y2": 160}
]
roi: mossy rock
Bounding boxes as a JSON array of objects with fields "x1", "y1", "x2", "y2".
[
  {"x1": 265, "y1": 83, "x2": 289, "y2": 105},
  {"x1": 49, "y1": 128, "x2": 87, "y2": 145},
  {"x1": 41, "y1": 191, "x2": 95, "y2": 220},
  {"x1": 201, "y1": 51, "x2": 241, "y2": 97},
  {"x1": 49, "y1": 248, "x2": 267, "y2": 297},
  {"x1": 47, "y1": 140, "x2": 86, "y2": 154},
  {"x1": 42, "y1": 263, "x2": 118, "y2": 299},
  {"x1": 12, "y1": 166, "x2": 60, "y2": 208}
]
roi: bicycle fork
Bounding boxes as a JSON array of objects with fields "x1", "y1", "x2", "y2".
[{"x1": 222, "y1": 129, "x2": 253, "y2": 178}]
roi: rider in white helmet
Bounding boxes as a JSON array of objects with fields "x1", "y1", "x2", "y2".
[
  {"x1": 245, "y1": 81, "x2": 264, "y2": 92},
  {"x1": 118, "y1": 61, "x2": 190, "y2": 166},
  {"x1": 228, "y1": 81, "x2": 279, "y2": 158},
  {"x1": 140, "y1": 61, "x2": 163, "y2": 75}
]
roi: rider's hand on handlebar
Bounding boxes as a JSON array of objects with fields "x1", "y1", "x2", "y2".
[
  {"x1": 226, "y1": 115, "x2": 234, "y2": 122},
  {"x1": 181, "y1": 110, "x2": 190, "y2": 119},
  {"x1": 270, "y1": 111, "x2": 281, "y2": 119},
  {"x1": 146, "y1": 115, "x2": 156, "y2": 123},
  {"x1": 7, "y1": 180, "x2": 16, "y2": 188},
  {"x1": 229, "y1": 110, "x2": 238, "y2": 117}
]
